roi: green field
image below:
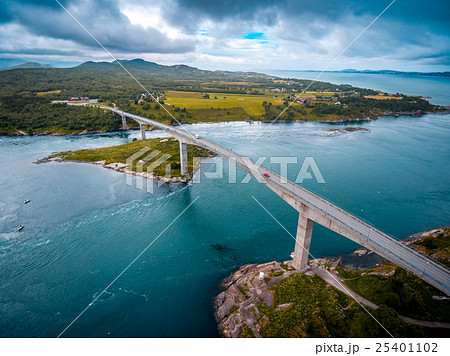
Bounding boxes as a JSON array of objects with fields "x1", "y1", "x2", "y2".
[
  {"x1": 53, "y1": 137, "x2": 212, "y2": 177},
  {"x1": 337, "y1": 266, "x2": 450, "y2": 323},
  {"x1": 251, "y1": 273, "x2": 428, "y2": 338},
  {"x1": 165, "y1": 90, "x2": 284, "y2": 116},
  {"x1": 0, "y1": 60, "x2": 438, "y2": 135},
  {"x1": 130, "y1": 90, "x2": 346, "y2": 124},
  {"x1": 129, "y1": 102, "x2": 250, "y2": 123}
]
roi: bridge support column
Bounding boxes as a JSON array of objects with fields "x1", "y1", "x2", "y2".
[
  {"x1": 179, "y1": 141, "x2": 188, "y2": 177},
  {"x1": 140, "y1": 123, "x2": 146, "y2": 140},
  {"x1": 292, "y1": 214, "x2": 314, "y2": 270},
  {"x1": 121, "y1": 116, "x2": 128, "y2": 130}
]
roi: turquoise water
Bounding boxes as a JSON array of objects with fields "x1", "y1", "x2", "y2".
[
  {"x1": 0, "y1": 113, "x2": 449, "y2": 337},
  {"x1": 264, "y1": 70, "x2": 450, "y2": 106}
]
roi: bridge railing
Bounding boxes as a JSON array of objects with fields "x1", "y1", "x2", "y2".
[
  {"x1": 268, "y1": 173, "x2": 449, "y2": 290},
  {"x1": 92, "y1": 106, "x2": 449, "y2": 292},
  {"x1": 294, "y1": 182, "x2": 450, "y2": 269},
  {"x1": 212, "y1": 149, "x2": 449, "y2": 282}
]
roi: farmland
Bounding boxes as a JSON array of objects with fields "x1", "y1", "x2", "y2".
[
  {"x1": 128, "y1": 89, "x2": 352, "y2": 124},
  {"x1": 126, "y1": 86, "x2": 436, "y2": 126},
  {"x1": 0, "y1": 59, "x2": 440, "y2": 135},
  {"x1": 165, "y1": 90, "x2": 284, "y2": 116}
]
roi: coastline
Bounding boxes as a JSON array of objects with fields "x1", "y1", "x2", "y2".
[
  {"x1": 214, "y1": 226, "x2": 450, "y2": 337},
  {"x1": 3, "y1": 110, "x2": 447, "y2": 137},
  {"x1": 35, "y1": 154, "x2": 197, "y2": 183},
  {"x1": 0, "y1": 128, "x2": 140, "y2": 137}
]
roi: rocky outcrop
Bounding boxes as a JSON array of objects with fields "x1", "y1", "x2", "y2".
[
  {"x1": 35, "y1": 155, "x2": 190, "y2": 183},
  {"x1": 213, "y1": 258, "x2": 341, "y2": 337},
  {"x1": 403, "y1": 226, "x2": 450, "y2": 266},
  {"x1": 404, "y1": 226, "x2": 450, "y2": 246},
  {"x1": 353, "y1": 248, "x2": 373, "y2": 256}
]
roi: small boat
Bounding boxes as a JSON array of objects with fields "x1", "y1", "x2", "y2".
[
  {"x1": 18, "y1": 225, "x2": 24, "y2": 231},
  {"x1": 290, "y1": 252, "x2": 295, "y2": 259},
  {"x1": 24, "y1": 199, "x2": 30, "y2": 204}
]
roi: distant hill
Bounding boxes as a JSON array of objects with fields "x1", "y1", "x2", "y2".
[
  {"x1": 0, "y1": 58, "x2": 27, "y2": 68},
  {"x1": 285, "y1": 68, "x2": 450, "y2": 77},
  {"x1": 0, "y1": 61, "x2": 53, "y2": 71},
  {"x1": 75, "y1": 58, "x2": 245, "y2": 79},
  {"x1": 337, "y1": 69, "x2": 450, "y2": 77},
  {"x1": 77, "y1": 58, "x2": 209, "y2": 75}
]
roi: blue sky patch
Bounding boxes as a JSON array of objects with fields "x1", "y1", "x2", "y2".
[{"x1": 243, "y1": 32, "x2": 267, "y2": 40}]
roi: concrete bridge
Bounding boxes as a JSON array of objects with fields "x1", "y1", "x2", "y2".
[{"x1": 85, "y1": 104, "x2": 450, "y2": 295}]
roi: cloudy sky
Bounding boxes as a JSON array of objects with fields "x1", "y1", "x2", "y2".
[{"x1": 0, "y1": 0, "x2": 449, "y2": 71}]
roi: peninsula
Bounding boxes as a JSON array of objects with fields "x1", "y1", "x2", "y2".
[
  {"x1": 0, "y1": 59, "x2": 446, "y2": 136},
  {"x1": 214, "y1": 227, "x2": 450, "y2": 338},
  {"x1": 37, "y1": 137, "x2": 212, "y2": 182}
]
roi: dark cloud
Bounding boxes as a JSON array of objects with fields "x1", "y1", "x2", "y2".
[
  {"x1": 1, "y1": 0, "x2": 196, "y2": 54},
  {"x1": 0, "y1": 0, "x2": 448, "y2": 68},
  {"x1": 0, "y1": 47, "x2": 84, "y2": 57},
  {"x1": 158, "y1": 0, "x2": 450, "y2": 66},
  {"x1": 0, "y1": 0, "x2": 69, "y2": 23},
  {"x1": 165, "y1": 0, "x2": 450, "y2": 31}
]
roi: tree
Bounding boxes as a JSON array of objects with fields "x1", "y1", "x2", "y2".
[{"x1": 285, "y1": 110, "x2": 295, "y2": 122}]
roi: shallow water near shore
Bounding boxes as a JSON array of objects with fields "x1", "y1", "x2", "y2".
[{"x1": 0, "y1": 113, "x2": 449, "y2": 337}]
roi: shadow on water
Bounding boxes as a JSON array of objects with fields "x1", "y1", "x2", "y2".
[
  {"x1": 66, "y1": 131, "x2": 131, "y2": 141},
  {"x1": 210, "y1": 243, "x2": 235, "y2": 253}
]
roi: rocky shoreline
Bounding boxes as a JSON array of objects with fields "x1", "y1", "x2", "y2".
[
  {"x1": 213, "y1": 226, "x2": 449, "y2": 337},
  {"x1": 404, "y1": 226, "x2": 450, "y2": 266},
  {"x1": 35, "y1": 155, "x2": 192, "y2": 183},
  {"x1": 213, "y1": 258, "x2": 341, "y2": 337},
  {"x1": 2, "y1": 109, "x2": 446, "y2": 137},
  {"x1": 0, "y1": 129, "x2": 124, "y2": 137}
]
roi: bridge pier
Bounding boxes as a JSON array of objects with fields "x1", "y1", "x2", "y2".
[
  {"x1": 179, "y1": 141, "x2": 188, "y2": 176},
  {"x1": 79, "y1": 105, "x2": 450, "y2": 295},
  {"x1": 140, "y1": 123, "x2": 146, "y2": 140},
  {"x1": 121, "y1": 116, "x2": 128, "y2": 130},
  {"x1": 292, "y1": 214, "x2": 314, "y2": 270}
]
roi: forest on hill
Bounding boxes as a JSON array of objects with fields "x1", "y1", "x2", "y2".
[{"x1": 0, "y1": 59, "x2": 440, "y2": 135}]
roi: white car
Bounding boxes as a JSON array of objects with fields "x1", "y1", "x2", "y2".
[{"x1": 195, "y1": 134, "x2": 200, "y2": 139}]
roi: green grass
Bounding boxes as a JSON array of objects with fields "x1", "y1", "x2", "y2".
[
  {"x1": 240, "y1": 327, "x2": 255, "y2": 338},
  {"x1": 187, "y1": 107, "x2": 249, "y2": 122},
  {"x1": 126, "y1": 88, "x2": 433, "y2": 127},
  {"x1": 129, "y1": 90, "x2": 387, "y2": 124},
  {"x1": 343, "y1": 267, "x2": 450, "y2": 322},
  {"x1": 415, "y1": 228, "x2": 450, "y2": 268},
  {"x1": 36, "y1": 90, "x2": 61, "y2": 96},
  {"x1": 165, "y1": 93, "x2": 282, "y2": 116},
  {"x1": 252, "y1": 273, "x2": 428, "y2": 338},
  {"x1": 164, "y1": 91, "x2": 342, "y2": 121},
  {"x1": 53, "y1": 137, "x2": 212, "y2": 177},
  {"x1": 337, "y1": 229, "x2": 450, "y2": 323}
]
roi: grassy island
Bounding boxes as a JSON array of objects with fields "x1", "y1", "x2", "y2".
[{"x1": 50, "y1": 137, "x2": 212, "y2": 178}]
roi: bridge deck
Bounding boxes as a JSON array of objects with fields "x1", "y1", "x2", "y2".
[{"x1": 94, "y1": 105, "x2": 450, "y2": 295}]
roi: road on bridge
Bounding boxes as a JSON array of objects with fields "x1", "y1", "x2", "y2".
[{"x1": 87, "y1": 105, "x2": 450, "y2": 295}]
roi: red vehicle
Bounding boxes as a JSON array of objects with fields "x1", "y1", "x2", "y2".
[{"x1": 263, "y1": 173, "x2": 270, "y2": 178}]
